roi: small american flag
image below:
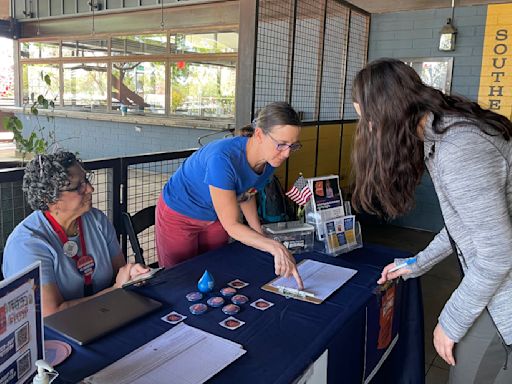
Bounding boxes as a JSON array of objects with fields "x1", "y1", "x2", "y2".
[{"x1": 286, "y1": 175, "x2": 312, "y2": 206}]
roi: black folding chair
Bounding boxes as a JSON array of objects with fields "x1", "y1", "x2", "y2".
[{"x1": 122, "y1": 205, "x2": 156, "y2": 266}]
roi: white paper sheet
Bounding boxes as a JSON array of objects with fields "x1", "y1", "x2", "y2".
[
  {"x1": 83, "y1": 323, "x2": 246, "y2": 384},
  {"x1": 270, "y1": 259, "x2": 357, "y2": 301}
]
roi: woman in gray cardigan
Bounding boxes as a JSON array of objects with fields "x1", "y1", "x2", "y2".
[{"x1": 351, "y1": 58, "x2": 512, "y2": 384}]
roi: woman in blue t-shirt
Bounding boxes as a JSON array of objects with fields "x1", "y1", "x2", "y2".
[
  {"x1": 3, "y1": 151, "x2": 149, "y2": 317},
  {"x1": 156, "y1": 102, "x2": 304, "y2": 288}
]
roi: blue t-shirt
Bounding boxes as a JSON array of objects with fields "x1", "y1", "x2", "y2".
[
  {"x1": 162, "y1": 136, "x2": 274, "y2": 221},
  {"x1": 2, "y1": 208, "x2": 121, "y2": 301}
]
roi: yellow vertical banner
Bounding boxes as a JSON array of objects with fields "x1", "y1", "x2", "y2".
[{"x1": 478, "y1": 4, "x2": 512, "y2": 119}]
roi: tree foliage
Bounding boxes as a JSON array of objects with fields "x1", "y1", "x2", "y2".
[{"x1": 3, "y1": 71, "x2": 57, "y2": 164}]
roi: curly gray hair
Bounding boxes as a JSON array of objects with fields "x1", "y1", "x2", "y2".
[{"x1": 23, "y1": 151, "x2": 81, "y2": 211}]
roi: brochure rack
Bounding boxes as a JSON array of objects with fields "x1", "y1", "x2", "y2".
[{"x1": 304, "y1": 175, "x2": 363, "y2": 256}]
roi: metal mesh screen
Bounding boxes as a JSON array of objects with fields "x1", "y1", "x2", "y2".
[
  {"x1": 254, "y1": 0, "x2": 294, "y2": 112},
  {"x1": 291, "y1": 0, "x2": 325, "y2": 122},
  {"x1": 343, "y1": 10, "x2": 369, "y2": 120},
  {"x1": 254, "y1": 0, "x2": 369, "y2": 123},
  {"x1": 319, "y1": 1, "x2": 349, "y2": 120},
  {"x1": 91, "y1": 168, "x2": 114, "y2": 223},
  {"x1": 126, "y1": 159, "x2": 186, "y2": 265},
  {"x1": 0, "y1": 181, "x2": 31, "y2": 254}
]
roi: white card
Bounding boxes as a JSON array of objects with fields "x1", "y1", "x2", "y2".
[
  {"x1": 250, "y1": 298, "x2": 274, "y2": 311},
  {"x1": 219, "y1": 316, "x2": 245, "y2": 330},
  {"x1": 227, "y1": 279, "x2": 249, "y2": 289}
]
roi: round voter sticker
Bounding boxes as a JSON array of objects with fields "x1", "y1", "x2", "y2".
[
  {"x1": 222, "y1": 304, "x2": 240, "y2": 315},
  {"x1": 189, "y1": 303, "x2": 208, "y2": 315},
  {"x1": 220, "y1": 287, "x2": 237, "y2": 297},
  {"x1": 207, "y1": 296, "x2": 225, "y2": 307},
  {"x1": 186, "y1": 292, "x2": 203, "y2": 302},
  {"x1": 231, "y1": 294, "x2": 249, "y2": 305}
]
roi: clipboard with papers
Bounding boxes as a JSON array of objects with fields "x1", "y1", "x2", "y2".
[{"x1": 262, "y1": 259, "x2": 357, "y2": 304}]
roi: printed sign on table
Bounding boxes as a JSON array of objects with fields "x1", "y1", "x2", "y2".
[
  {"x1": 363, "y1": 280, "x2": 403, "y2": 384},
  {"x1": 0, "y1": 262, "x2": 44, "y2": 384}
]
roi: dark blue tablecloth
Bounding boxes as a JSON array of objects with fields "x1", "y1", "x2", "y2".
[{"x1": 45, "y1": 242, "x2": 424, "y2": 384}]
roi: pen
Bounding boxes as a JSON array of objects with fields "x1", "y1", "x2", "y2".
[
  {"x1": 388, "y1": 257, "x2": 417, "y2": 273},
  {"x1": 277, "y1": 286, "x2": 316, "y2": 298}
]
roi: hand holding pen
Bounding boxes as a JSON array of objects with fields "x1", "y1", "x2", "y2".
[{"x1": 377, "y1": 257, "x2": 417, "y2": 284}]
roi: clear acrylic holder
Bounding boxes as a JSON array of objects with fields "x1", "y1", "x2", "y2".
[{"x1": 315, "y1": 219, "x2": 363, "y2": 256}]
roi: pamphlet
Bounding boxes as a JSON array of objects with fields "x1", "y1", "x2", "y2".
[
  {"x1": 323, "y1": 215, "x2": 358, "y2": 254},
  {"x1": 305, "y1": 175, "x2": 344, "y2": 240}
]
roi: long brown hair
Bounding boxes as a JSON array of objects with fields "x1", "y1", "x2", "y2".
[{"x1": 351, "y1": 58, "x2": 512, "y2": 218}]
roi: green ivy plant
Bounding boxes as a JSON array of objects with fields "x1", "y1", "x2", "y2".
[{"x1": 3, "y1": 72, "x2": 57, "y2": 164}]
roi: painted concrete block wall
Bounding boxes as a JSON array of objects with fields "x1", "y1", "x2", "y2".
[
  {"x1": 15, "y1": 114, "x2": 221, "y2": 160},
  {"x1": 368, "y1": 5, "x2": 487, "y2": 232}
]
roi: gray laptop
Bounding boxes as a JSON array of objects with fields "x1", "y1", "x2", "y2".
[{"x1": 44, "y1": 288, "x2": 162, "y2": 345}]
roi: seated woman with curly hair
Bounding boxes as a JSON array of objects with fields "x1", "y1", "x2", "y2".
[{"x1": 2, "y1": 151, "x2": 149, "y2": 317}]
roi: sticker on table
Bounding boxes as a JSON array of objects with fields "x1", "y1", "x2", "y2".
[
  {"x1": 44, "y1": 340, "x2": 72, "y2": 366},
  {"x1": 231, "y1": 294, "x2": 249, "y2": 305},
  {"x1": 250, "y1": 298, "x2": 274, "y2": 311},
  {"x1": 186, "y1": 291, "x2": 203, "y2": 302},
  {"x1": 222, "y1": 304, "x2": 240, "y2": 315},
  {"x1": 227, "y1": 279, "x2": 249, "y2": 289},
  {"x1": 220, "y1": 287, "x2": 237, "y2": 297},
  {"x1": 219, "y1": 316, "x2": 245, "y2": 330},
  {"x1": 161, "y1": 311, "x2": 187, "y2": 325},
  {"x1": 189, "y1": 303, "x2": 208, "y2": 315},
  {"x1": 207, "y1": 296, "x2": 225, "y2": 308}
]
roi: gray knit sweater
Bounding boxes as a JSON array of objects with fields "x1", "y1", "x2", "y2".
[{"x1": 397, "y1": 113, "x2": 512, "y2": 345}]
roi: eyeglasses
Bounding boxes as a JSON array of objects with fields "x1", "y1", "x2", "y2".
[
  {"x1": 60, "y1": 172, "x2": 95, "y2": 195},
  {"x1": 266, "y1": 133, "x2": 302, "y2": 152}
]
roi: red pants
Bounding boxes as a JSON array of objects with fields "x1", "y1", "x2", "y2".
[{"x1": 155, "y1": 195, "x2": 229, "y2": 268}]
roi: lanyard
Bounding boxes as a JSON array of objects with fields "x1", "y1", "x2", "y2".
[{"x1": 43, "y1": 211, "x2": 94, "y2": 296}]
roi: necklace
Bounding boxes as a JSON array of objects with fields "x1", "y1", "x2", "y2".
[{"x1": 66, "y1": 221, "x2": 79, "y2": 237}]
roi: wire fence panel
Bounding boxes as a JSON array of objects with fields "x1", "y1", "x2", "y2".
[
  {"x1": 254, "y1": 0, "x2": 369, "y2": 123},
  {"x1": 320, "y1": 1, "x2": 350, "y2": 121},
  {"x1": 343, "y1": 10, "x2": 369, "y2": 120},
  {"x1": 125, "y1": 158, "x2": 186, "y2": 265},
  {"x1": 0, "y1": 180, "x2": 31, "y2": 254},
  {"x1": 254, "y1": 0, "x2": 295, "y2": 112},
  {"x1": 291, "y1": 0, "x2": 325, "y2": 122}
]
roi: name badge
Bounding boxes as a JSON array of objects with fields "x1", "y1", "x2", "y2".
[{"x1": 63, "y1": 241, "x2": 78, "y2": 257}]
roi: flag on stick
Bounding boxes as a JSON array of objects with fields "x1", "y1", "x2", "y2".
[{"x1": 286, "y1": 174, "x2": 312, "y2": 206}]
